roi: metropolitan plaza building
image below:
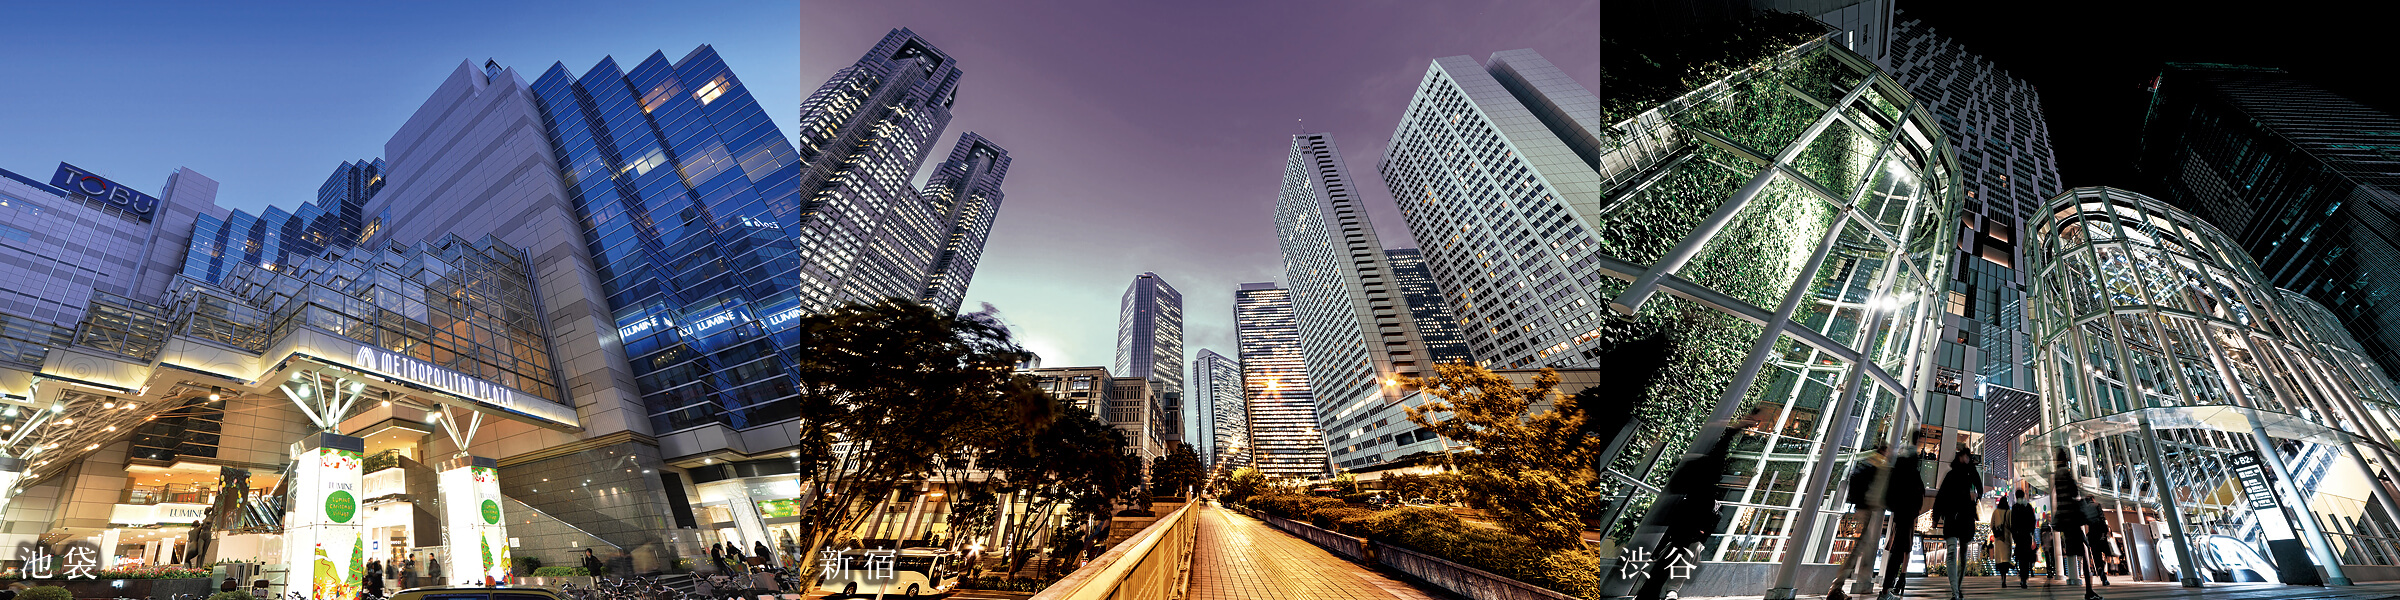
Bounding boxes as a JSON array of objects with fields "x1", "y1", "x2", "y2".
[{"x1": 0, "y1": 30, "x2": 1015, "y2": 583}]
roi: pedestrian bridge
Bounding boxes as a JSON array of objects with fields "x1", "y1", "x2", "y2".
[{"x1": 1032, "y1": 502, "x2": 1440, "y2": 600}]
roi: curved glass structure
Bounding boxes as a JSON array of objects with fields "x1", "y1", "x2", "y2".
[
  {"x1": 2025, "y1": 187, "x2": 2400, "y2": 580},
  {"x1": 1583, "y1": 35, "x2": 1961, "y2": 566}
]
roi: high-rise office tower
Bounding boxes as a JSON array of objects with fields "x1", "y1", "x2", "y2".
[
  {"x1": 2139, "y1": 63, "x2": 2400, "y2": 380},
  {"x1": 792, "y1": 29, "x2": 977, "y2": 309},
  {"x1": 1276, "y1": 133, "x2": 1452, "y2": 472},
  {"x1": 1116, "y1": 272, "x2": 1184, "y2": 446},
  {"x1": 1191, "y1": 349, "x2": 1245, "y2": 468},
  {"x1": 1235, "y1": 282, "x2": 1327, "y2": 479},
  {"x1": 1383, "y1": 248, "x2": 1473, "y2": 364},
  {"x1": 1378, "y1": 49, "x2": 1604, "y2": 371},
  {"x1": 183, "y1": 159, "x2": 386, "y2": 284},
  {"x1": 916, "y1": 133, "x2": 1011, "y2": 313},
  {"x1": 1883, "y1": 12, "x2": 2063, "y2": 467}
]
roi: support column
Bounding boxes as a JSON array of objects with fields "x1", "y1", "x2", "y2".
[
  {"x1": 436, "y1": 456, "x2": 508, "y2": 586},
  {"x1": 281, "y1": 432, "x2": 367, "y2": 600},
  {"x1": 1766, "y1": 297, "x2": 1894, "y2": 599},
  {"x1": 2138, "y1": 416, "x2": 2204, "y2": 587}
]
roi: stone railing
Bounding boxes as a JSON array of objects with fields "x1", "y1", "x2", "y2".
[{"x1": 1031, "y1": 501, "x2": 1195, "y2": 600}]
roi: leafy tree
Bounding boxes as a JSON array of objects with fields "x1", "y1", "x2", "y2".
[
  {"x1": 1402, "y1": 364, "x2": 1599, "y2": 550},
  {"x1": 785, "y1": 300, "x2": 1051, "y2": 581},
  {"x1": 1332, "y1": 471, "x2": 1361, "y2": 495},
  {"x1": 981, "y1": 398, "x2": 1141, "y2": 576},
  {"x1": 1221, "y1": 467, "x2": 1265, "y2": 504},
  {"x1": 1148, "y1": 444, "x2": 1204, "y2": 498}
]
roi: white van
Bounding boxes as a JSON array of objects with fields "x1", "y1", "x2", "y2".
[{"x1": 818, "y1": 548, "x2": 962, "y2": 599}]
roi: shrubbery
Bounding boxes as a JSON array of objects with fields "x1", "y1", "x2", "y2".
[
  {"x1": 1237, "y1": 495, "x2": 1597, "y2": 598},
  {"x1": 208, "y1": 592, "x2": 254, "y2": 600},
  {"x1": 22, "y1": 587, "x2": 72, "y2": 600},
  {"x1": 529, "y1": 566, "x2": 589, "y2": 576}
]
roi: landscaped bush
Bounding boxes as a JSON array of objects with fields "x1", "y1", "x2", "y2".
[
  {"x1": 22, "y1": 586, "x2": 72, "y2": 600},
  {"x1": 1310, "y1": 506, "x2": 1378, "y2": 532},
  {"x1": 209, "y1": 592, "x2": 254, "y2": 600},
  {"x1": 530, "y1": 566, "x2": 588, "y2": 576},
  {"x1": 90, "y1": 565, "x2": 211, "y2": 578},
  {"x1": 1245, "y1": 494, "x2": 1345, "y2": 519}
]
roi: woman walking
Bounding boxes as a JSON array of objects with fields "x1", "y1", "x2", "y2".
[
  {"x1": 2082, "y1": 499, "x2": 2116, "y2": 587},
  {"x1": 1990, "y1": 495, "x2": 2016, "y2": 586},
  {"x1": 1932, "y1": 449, "x2": 1984, "y2": 600}
]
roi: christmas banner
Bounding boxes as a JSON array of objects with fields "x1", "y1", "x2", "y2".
[
  {"x1": 280, "y1": 434, "x2": 365, "y2": 600},
  {"x1": 438, "y1": 456, "x2": 509, "y2": 585}
]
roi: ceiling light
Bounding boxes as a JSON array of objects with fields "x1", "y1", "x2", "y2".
[{"x1": 102, "y1": 402, "x2": 114, "y2": 409}]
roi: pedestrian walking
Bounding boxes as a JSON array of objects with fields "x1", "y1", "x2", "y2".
[
  {"x1": 1879, "y1": 441, "x2": 1927, "y2": 600},
  {"x1": 2050, "y1": 449, "x2": 2098, "y2": 599},
  {"x1": 1990, "y1": 495, "x2": 2016, "y2": 585},
  {"x1": 581, "y1": 549, "x2": 604, "y2": 577},
  {"x1": 1933, "y1": 448, "x2": 1984, "y2": 600},
  {"x1": 1633, "y1": 408, "x2": 1765, "y2": 600},
  {"x1": 709, "y1": 542, "x2": 729, "y2": 574},
  {"x1": 2010, "y1": 491, "x2": 2037, "y2": 588},
  {"x1": 364, "y1": 559, "x2": 385, "y2": 600},
  {"x1": 1826, "y1": 444, "x2": 1891, "y2": 600},
  {"x1": 2082, "y1": 499, "x2": 2115, "y2": 587}
]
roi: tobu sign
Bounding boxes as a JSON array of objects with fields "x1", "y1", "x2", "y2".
[{"x1": 49, "y1": 162, "x2": 160, "y2": 218}]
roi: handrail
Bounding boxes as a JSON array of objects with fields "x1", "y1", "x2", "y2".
[{"x1": 1030, "y1": 501, "x2": 1195, "y2": 600}]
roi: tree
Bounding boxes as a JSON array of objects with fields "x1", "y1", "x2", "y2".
[
  {"x1": 981, "y1": 398, "x2": 1142, "y2": 576},
  {"x1": 1221, "y1": 467, "x2": 1265, "y2": 504},
  {"x1": 1148, "y1": 444, "x2": 1204, "y2": 498},
  {"x1": 1402, "y1": 364, "x2": 1599, "y2": 550},
  {"x1": 785, "y1": 299, "x2": 1051, "y2": 582}
]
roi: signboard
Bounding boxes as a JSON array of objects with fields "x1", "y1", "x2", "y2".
[
  {"x1": 349, "y1": 346, "x2": 575, "y2": 426},
  {"x1": 280, "y1": 433, "x2": 366, "y2": 600},
  {"x1": 49, "y1": 162, "x2": 159, "y2": 219},
  {"x1": 2230, "y1": 451, "x2": 2280, "y2": 512},
  {"x1": 438, "y1": 456, "x2": 510, "y2": 585}
]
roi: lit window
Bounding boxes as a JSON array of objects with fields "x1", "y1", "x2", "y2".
[{"x1": 694, "y1": 77, "x2": 730, "y2": 105}]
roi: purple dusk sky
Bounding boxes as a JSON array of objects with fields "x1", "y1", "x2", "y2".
[{"x1": 805, "y1": 1, "x2": 1600, "y2": 373}]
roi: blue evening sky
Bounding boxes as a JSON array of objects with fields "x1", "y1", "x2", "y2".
[{"x1": 0, "y1": 1, "x2": 799, "y2": 214}]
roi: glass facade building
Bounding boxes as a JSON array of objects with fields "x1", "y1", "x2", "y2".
[
  {"x1": 2025, "y1": 186, "x2": 2400, "y2": 584},
  {"x1": 1275, "y1": 133, "x2": 1452, "y2": 472},
  {"x1": 1191, "y1": 348, "x2": 1245, "y2": 469},
  {"x1": 1456, "y1": 36, "x2": 1965, "y2": 569},
  {"x1": 2138, "y1": 63, "x2": 2400, "y2": 384},
  {"x1": 183, "y1": 159, "x2": 386, "y2": 284},
  {"x1": 1115, "y1": 272, "x2": 1184, "y2": 447},
  {"x1": 1235, "y1": 282, "x2": 1327, "y2": 479},
  {"x1": 1382, "y1": 248, "x2": 1473, "y2": 364}
]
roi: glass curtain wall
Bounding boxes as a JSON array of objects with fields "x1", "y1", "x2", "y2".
[
  {"x1": 1590, "y1": 35, "x2": 1960, "y2": 566},
  {"x1": 2024, "y1": 187, "x2": 2400, "y2": 573}
]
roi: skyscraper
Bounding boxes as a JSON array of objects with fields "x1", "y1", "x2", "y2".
[
  {"x1": 1882, "y1": 11, "x2": 2063, "y2": 468},
  {"x1": 1116, "y1": 272, "x2": 1184, "y2": 446},
  {"x1": 183, "y1": 159, "x2": 386, "y2": 284},
  {"x1": 1378, "y1": 49, "x2": 1604, "y2": 370},
  {"x1": 1383, "y1": 248, "x2": 1473, "y2": 364},
  {"x1": 1235, "y1": 282, "x2": 1326, "y2": 479},
  {"x1": 2138, "y1": 63, "x2": 2400, "y2": 380},
  {"x1": 1276, "y1": 133, "x2": 1453, "y2": 472},
  {"x1": 1191, "y1": 349, "x2": 1245, "y2": 468},
  {"x1": 916, "y1": 133, "x2": 1011, "y2": 313},
  {"x1": 790, "y1": 29, "x2": 971, "y2": 309}
]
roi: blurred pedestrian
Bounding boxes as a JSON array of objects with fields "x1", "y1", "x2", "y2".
[
  {"x1": 1933, "y1": 448, "x2": 1984, "y2": 600},
  {"x1": 2010, "y1": 491, "x2": 2037, "y2": 588},
  {"x1": 1990, "y1": 495, "x2": 2016, "y2": 586},
  {"x1": 582, "y1": 549, "x2": 604, "y2": 577},
  {"x1": 364, "y1": 559, "x2": 385, "y2": 600},
  {"x1": 2082, "y1": 498, "x2": 2115, "y2": 587},
  {"x1": 1827, "y1": 444, "x2": 1891, "y2": 600},
  {"x1": 2050, "y1": 449, "x2": 2097, "y2": 599},
  {"x1": 1879, "y1": 439, "x2": 1927, "y2": 600},
  {"x1": 1633, "y1": 407, "x2": 1765, "y2": 600}
]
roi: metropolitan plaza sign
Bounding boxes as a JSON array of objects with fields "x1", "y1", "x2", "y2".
[{"x1": 349, "y1": 345, "x2": 575, "y2": 426}]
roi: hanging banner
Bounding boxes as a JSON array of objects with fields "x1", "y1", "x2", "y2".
[
  {"x1": 280, "y1": 433, "x2": 365, "y2": 600},
  {"x1": 438, "y1": 456, "x2": 510, "y2": 585}
]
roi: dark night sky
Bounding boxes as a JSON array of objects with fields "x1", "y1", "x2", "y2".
[{"x1": 1894, "y1": 1, "x2": 2396, "y2": 194}]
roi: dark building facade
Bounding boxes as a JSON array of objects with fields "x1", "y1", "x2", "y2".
[
  {"x1": 1383, "y1": 248, "x2": 1473, "y2": 365},
  {"x1": 2138, "y1": 63, "x2": 2400, "y2": 380},
  {"x1": 1115, "y1": 272, "x2": 1185, "y2": 447},
  {"x1": 183, "y1": 159, "x2": 386, "y2": 284}
]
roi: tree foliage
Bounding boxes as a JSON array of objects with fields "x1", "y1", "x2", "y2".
[
  {"x1": 1402, "y1": 364, "x2": 1600, "y2": 550},
  {"x1": 1220, "y1": 467, "x2": 1265, "y2": 504},
  {"x1": 980, "y1": 397, "x2": 1142, "y2": 575},
  {"x1": 784, "y1": 299, "x2": 1050, "y2": 580},
  {"x1": 1148, "y1": 444, "x2": 1204, "y2": 497}
]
